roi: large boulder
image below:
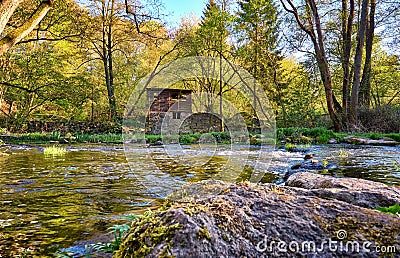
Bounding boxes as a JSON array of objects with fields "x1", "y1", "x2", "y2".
[
  {"x1": 116, "y1": 176, "x2": 400, "y2": 258},
  {"x1": 286, "y1": 172, "x2": 400, "y2": 208}
]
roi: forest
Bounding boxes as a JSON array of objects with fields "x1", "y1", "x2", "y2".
[{"x1": 0, "y1": 0, "x2": 399, "y2": 134}]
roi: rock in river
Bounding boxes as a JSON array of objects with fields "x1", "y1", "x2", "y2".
[
  {"x1": 343, "y1": 136, "x2": 398, "y2": 146},
  {"x1": 116, "y1": 174, "x2": 400, "y2": 257},
  {"x1": 290, "y1": 159, "x2": 337, "y2": 170}
]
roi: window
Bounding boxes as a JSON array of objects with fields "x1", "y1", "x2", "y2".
[
  {"x1": 171, "y1": 93, "x2": 179, "y2": 101},
  {"x1": 180, "y1": 94, "x2": 187, "y2": 102},
  {"x1": 173, "y1": 112, "x2": 181, "y2": 119}
]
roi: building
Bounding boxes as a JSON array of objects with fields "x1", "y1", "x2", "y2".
[{"x1": 146, "y1": 88, "x2": 192, "y2": 134}]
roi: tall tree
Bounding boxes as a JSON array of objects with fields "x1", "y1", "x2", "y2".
[
  {"x1": 340, "y1": 0, "x2": 355, "y2": 128},
  {"x1": 235, "y1": 0, "x2": 279, "y2": 114},
  {"x1": 349, "y1": 0, "x2": 369, "y2": 125},
  {"x1": 359, "y1": 0, "x2": 377, "y2": 108},
  {"x1": 177, "y1": 1, "x2": 232, "y2": 111},
  {"x1": 280, "y1": 0, "x2": 341, "y2": 131},
  {"x1": 82, "y1": 0, "x2": 165, "y2": 121}
]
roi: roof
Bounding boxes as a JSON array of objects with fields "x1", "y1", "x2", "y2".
[{"x1": 146, "y1": 88, "x2": 192, "y2": 93}]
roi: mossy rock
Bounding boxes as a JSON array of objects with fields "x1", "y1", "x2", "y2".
[{"x1": 116, "y1": 178, "x2": 400, "y2": 257}]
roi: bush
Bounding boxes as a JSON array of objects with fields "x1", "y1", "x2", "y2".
[
  {"x1": 358, "y1": 105, "x2": 400, "y2": 133},
  {"x1": 277, "y1": 127, "x2": 335, "y2": 144}
]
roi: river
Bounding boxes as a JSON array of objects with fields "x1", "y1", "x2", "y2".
[{"x1": 0, "y1": 143, "x2": 399, "y2": 256}]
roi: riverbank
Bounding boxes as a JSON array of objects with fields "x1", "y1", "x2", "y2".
[{"x1": 0, "y1": 128, "x2": 399, "y2": 145}]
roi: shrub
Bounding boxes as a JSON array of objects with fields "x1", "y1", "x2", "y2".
[{"x1": 358, "y1": 105, "x2": 400, "y2": 133}]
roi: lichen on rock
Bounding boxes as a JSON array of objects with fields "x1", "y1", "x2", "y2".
[{"x1": 116, "y1": 174, "x2": 400, "y2": 257}]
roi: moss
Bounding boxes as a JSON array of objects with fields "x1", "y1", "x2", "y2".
[
  {"x1": 114, "y1": 211, "x2": 181, "y2": 258},
  {"x1": 198, "y1": 227, "x2": 212, "y2": 241}
]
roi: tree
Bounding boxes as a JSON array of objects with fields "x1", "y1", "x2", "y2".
[
  {"x1": 235, "y1": 0, "x2": 279, "y2": 114},
  {"x1": 359, "y1": 0, "x2": 377, "y2": 108},
  {"x1": 349, "y1": 0, "x2": 369, "y2": 125},
  {"x1": 340, "y1": 0, "x2": 355, "y2": 127},
  {"x1": 175, "y1": 1, "x2": 233, "y2": 124},
  {"x1": 0, "y1": 0, "x2": 55, "y2": 55},
  {"x1": 280, "y1": 0, "x2": 341, "y2": 131},
  {"x1": 279, "y1": 0, "x2": 394, "y2": 131},
  {"x1": 81, "y1": 0, "x2": 166, "y2": 121},
  {"x1": 0, "y1": 41, "x2": 92, "y2": 128}
]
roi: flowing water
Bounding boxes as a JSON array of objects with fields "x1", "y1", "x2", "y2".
[{"x1": 0, "y1": 143, "x2": 399, "y2": 256}]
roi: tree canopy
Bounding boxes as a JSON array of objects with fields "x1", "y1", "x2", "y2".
[{"x1": 0, "y1": 0, "x2": 399, "y2": 132}]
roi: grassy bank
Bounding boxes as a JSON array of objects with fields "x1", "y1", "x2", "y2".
[
  {"x1": 0, "y1": 128, "x2": 399, "y2": 145},
  {"x1": 277, "y1": 127, "x2": 400, "y2": 144},
  {"x1": 0, "y1": 132, "x2": 123, "y2": 144}
]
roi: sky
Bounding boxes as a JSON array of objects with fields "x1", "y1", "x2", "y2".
[{"x1": 162, "y1": 0, "x2": 208, "y2": 27}]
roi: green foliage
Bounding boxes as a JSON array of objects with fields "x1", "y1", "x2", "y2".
[
  {"x1": 209, "y1": 132, "x2": 230, "y2": 143},
  {"x1": 145, "y1": 134, "x2": 162, "y2": 144},
  {"x1": 0, "y1": 40, "x2": 93, "y2": 127},
  {"x1": 394, "y1": 161, "x2": 400, "y2": 171},
  {"x1": 90, "y1": 224, "x2": 131, "y2": 253},
  {"x1": 376, "y1": 203, "x2": 400, "y2": 216},
  {"x1": 73, "y1": 133, "x2": 122, "y2": 143},
  {"x1": 146, "y1": 133, "x2": 232, "y2": 145},
  {"x1": 339, "y1": 149, "x2": 349, "y2": 157},
  {"x1": 179, "y1": 134, "x2": 199, "y2": 144},
  {"x1": 43, "y1": 146, "x2": 67, "y2": 157},
  {"x1": 284, "y1": 142, "x2": 297, "y2": 151},
  {"x1": 322, "y1": 160, "x2": 329, "y2": 168},
  {"x1": 87, "y1": 213, "x2": 143, "y2": 255},
  {"x1": 1, "y1": 132, "x2": 122, "y2": 144},
  {"x1": 1, "y1": 131, "x2": 61, "y2": 144},
  {"x1": 277, "y1": 127, "x2": 336, "y2": 144}
]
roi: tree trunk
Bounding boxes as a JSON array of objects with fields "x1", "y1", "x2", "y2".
[
  {"x1": 0, "y1": 0, "x2": 55, "y2": 56},
  {"x1": 100, "y1": 0, "x2": 117, "y2": 122},
  {"x1": 280, "y1": 0, "x2": 341, "y2": 131},
  {"x1": 107, "y1": 6, "x2": 117, "y2": 121},
  {"x1": 359, "y1": 0, "x2": 376, "y2": 108},
  {"x1": 341, "y1": 0, "x2": 354, "y2": 130},
  {"x1": 0, "y1": 0, "x2": 21, "y2": 33},
  {"x1": 349, "y1": 0, "x2": 368, "y2": 127},
  {"x1": 308, "y1": 0, "x2": 341, "y2": 131}
]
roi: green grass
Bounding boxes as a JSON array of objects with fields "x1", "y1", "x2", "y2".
[
  {"x1": 277, "y1": 127, "x2": 400, "y2": 145},
  {"x1": 0, "y1": 132, "x2": 123, "y2": 144},
  {"x1": 277, "y1": 127, "x2": 336, "y2": 144},
  {"x1": 284, "y1": 142, "x2": 297, "y2": 151},
  {"x1": 74, "y1": 133, "x2": 122, "y2": 143},
  {"x1": 84, "y1": 213, "x2": 145, "y2": 256},
  {"x1": 1, "y1": 128, "x2": 399, "y2": 145},
  {"x1": 376, "y1": 203, "x2": 400, "y2": 216},
  {"x1": 43, "y1": 146, "x2": 67, "y2": 156},
  {"x1": 146, "y1": 132, "x2": 231, "y2": 145}
]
